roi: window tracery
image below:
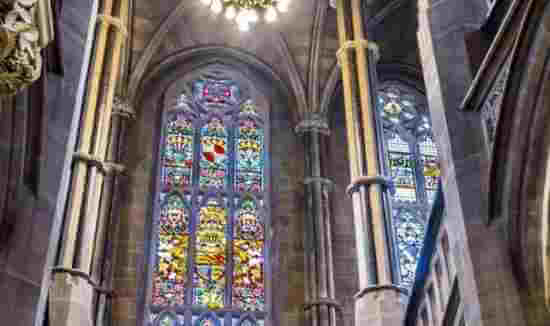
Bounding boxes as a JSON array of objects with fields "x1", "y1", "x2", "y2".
[
  {"x1": 377, "y1": 83, "x2": 441, "y2": 285},
  {"x1": 149, "y1": 74, "x2": 267, "y2": 326}
]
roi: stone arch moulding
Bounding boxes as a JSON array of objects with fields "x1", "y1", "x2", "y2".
[
  {"x1": 319, "y1": 62, "x2": 425, "y2": 116},
  {"x1": 134, "y1": 46, "x2": 300, "y2": 125},
  {"x1": 491, "y1": 0, "x2": 550, "y2": 321},
  {"x1": 127, "y1": 0, "x2": 307, "y2": 119}
]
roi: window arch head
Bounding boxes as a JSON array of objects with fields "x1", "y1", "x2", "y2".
[
  {"x1": 149, "y1": 68, "x2": 269, "y2": 325},
  {"x1": 376, "y1": 81, "x2": 441, "y2": 285}
]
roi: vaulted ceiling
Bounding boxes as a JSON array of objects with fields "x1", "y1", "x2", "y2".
[{"x1": 129, "y1": 0, "x2": 421, "y2": 120}]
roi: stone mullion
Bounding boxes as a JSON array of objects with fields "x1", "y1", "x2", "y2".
[
  {"x1": 303, "y1": 168, "x2": 316, "y2": 326},
  {"x1": 306, "y1": 132, "x2": 321, "y2": 326},
  {"x1": 311, "y1": 132, "x2": 330, "y2": 326},
  {"x1": 299, "y1": 121, "x2": 339, "y2": 326},
  {"x1": 57, "y1": 0, "x2": 115, "y2": 269},
  {"x1": 49, "y1": 0, "x2": 129, "y2": 325},
  {"x1": 335, "y1": 0, "x2": 376, "y2": 290},
  {"x1": 95, "y1": 100, "x2": 134, "y2": 326},
  {"x1": 335, "y1": 0, "x2": 408, "y2": 324},
  {"x1": 77, "y1": 0, "x2": 129, "y2": 273},
  {"x1": 350, "y1": 0, "x2": 392, "y2": 285}
]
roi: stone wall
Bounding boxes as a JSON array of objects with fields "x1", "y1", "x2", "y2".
[{"x1": 415, "y1": 0, "x2": 528, "y2": 325}]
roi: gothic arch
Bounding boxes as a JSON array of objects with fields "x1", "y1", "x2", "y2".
[
  {"x1": 135, "y1": 46, "x2": 299, "y2": 124},
  {"x1": 492, "y1": 1, "x2": 550, "y2": 322}
]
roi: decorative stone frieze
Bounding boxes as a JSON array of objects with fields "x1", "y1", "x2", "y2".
[
  {"x1": 481, "y1": 56, "x2": 512, "y2": 145},
  {"x1": 0, "y1": 0, "x2": 53, "y2": 95}
]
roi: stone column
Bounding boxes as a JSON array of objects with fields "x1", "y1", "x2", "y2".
[
  {"x1": 94, "y1": 96, "x2": 135, "y2": 326},
  {"x1": 334, "y1": 0, "x2": 407, "y2": 324},
  {"x1": 48, "y1": 0, "x2": 129, "y2": 325},
  {"x1": 296, "y1": 114, "x2": 340, "y2": 326}
]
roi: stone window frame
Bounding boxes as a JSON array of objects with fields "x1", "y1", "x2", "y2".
[
  {"x1": 375, "y1": 80, "x2": 440, "y2": 285},
  {"x1": 145, "y1": 67, "x2": 272, "y2": 326}
]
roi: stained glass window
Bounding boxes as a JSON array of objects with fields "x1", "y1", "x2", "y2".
[
  {"x1": 150, "y1": 74, "x2": 266, "y2": 326},
  {"x1": 232, "y1": 198, "x2": 265, "y2": 311},
  {"x1": 193, "y1": 198, "x2": 227, "y2": 308},
  {"x1": 200, "y1": 118, "x2": 229, "y2": 189},
  {"x1": 152, "y1": 195, "x2": 190, "y2": 306},
  {"x1": 235, "y1": 103, "x2": 264, "y2": 193},
  {"x1": 376, "y1": 83, "x2": 441, "y2": 286},
  {"x1": 162, "y1": 113, "x2": 195, "y2": 191}
]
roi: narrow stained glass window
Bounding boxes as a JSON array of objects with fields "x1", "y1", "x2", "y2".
[
  {"x1": 193, "y1": 198, "x2": 227, "y2": 308},
  {"x1": 377, "y1": 83, "x2": 440, "y2": 286},
  {"x1": 235, "y1": 103, "x2": 264, "y2": 193},
  {"x1": 162, "y1": 113, "x2": 195, "y2": 191},
  {"x1": 200, "y1": 118, "x2": 228, "y2": 189},
  {"x1": 419, "y1": 136, "x2": 440, "y2": 204},
  {"x1": 232, "y1": 198, "x2": 265, "y2": 311},
  {"x1": 151, "y1": 74, "x2": 267, "y2": 324},
  {"x1": 387, "y1": 133, "x2": 417, "y2": 203},
  {"x1": 153, "y1": 195, "x2": 190, "y2": 306}
]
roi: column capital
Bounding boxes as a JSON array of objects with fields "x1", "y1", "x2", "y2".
[
  {"x1": 304, "y1": 177, "x2": 334, "y2": 191},
  {"x1": 346, "y1": 175, "x2": 395, "y2": 196},
  {"x1": 336, "y1": 40, "x2": 380, "y2": 66},
  {"x1": 113, "y1": 95, "x2": 136, "y2": 120},
  {"x1": 73, "y1": 151, "x2": 126, "y2": 176},
  {"x1": 303, "y1": 297, "x2": 343, "y2": 312},
  {"x1": 295, "y1": 113, "x2": 331, "y2": 136}
]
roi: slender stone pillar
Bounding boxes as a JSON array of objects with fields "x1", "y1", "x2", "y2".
[
  {"x1": 48, "y1": 0, "x2": 129, "y2": 325},
  {"x1": 94, "y1": 97, "x2": 135, "y2": 326},
  {"x1": 296, "y1": 115, "x2": 340, "y2": 326},
  {"x1": 334, "y1": 0, "x2": 407, "y2": 325}
]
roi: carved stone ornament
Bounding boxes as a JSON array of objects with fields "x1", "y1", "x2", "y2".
[
  {"x1": 295, "y1": 113, "x2": 331, "y2": 135},
  {"x1": 113, "y1": 96, "x2": 136, "y2": 120},
  {"x1": 0, "y1": 0, "x2": 52, "y2": 95}
]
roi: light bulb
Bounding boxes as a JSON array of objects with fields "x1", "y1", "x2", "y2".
[
  {"x1": 265, "y1": 7, "x2": 278, "y2": 22},
  {"x1": 249, "y1": 9, "x2": 259, "y2": 22},
  {"x1": 277, "y1": 0, "x2": 289, "y2": 12},
  {"x1": 238, "y1": 20, "x2": 250, "y2": 31},
  {"x1": 236, "y1": 11, "x2": 246, "y2": 24},
  {"x1": 225, "y1": 6, "x2": 236, "y2": 19},
  {"x1": 201, "y1": 0, "x2": 212, "y2": 5},
  {"x1": 211, "y1": 0, "x2": 222, "y2": 13}
]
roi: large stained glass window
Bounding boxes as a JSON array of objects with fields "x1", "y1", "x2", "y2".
[
  {"x1": 377, "y1": 83, "x2": 440, "y2": 286},
  {"x1": 150, "y1": 75, "x2": 267, "y2": 326}
]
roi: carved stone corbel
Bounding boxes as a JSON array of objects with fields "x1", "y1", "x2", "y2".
[{"x1": 0, "y1": 0, "x2": 53, "y2": 95}]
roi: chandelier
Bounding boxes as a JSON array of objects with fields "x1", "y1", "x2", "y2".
[{"x1": 200, "y1": 0, "x2": 290, "y2": 31}]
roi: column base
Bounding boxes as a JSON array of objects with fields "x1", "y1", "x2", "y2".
[
  {"x1": 49, "y1": 272, "x2": 95, "y2": 326},
  {"x1": 354, "y1": 285, "x2": 408, "y2": 326}
]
